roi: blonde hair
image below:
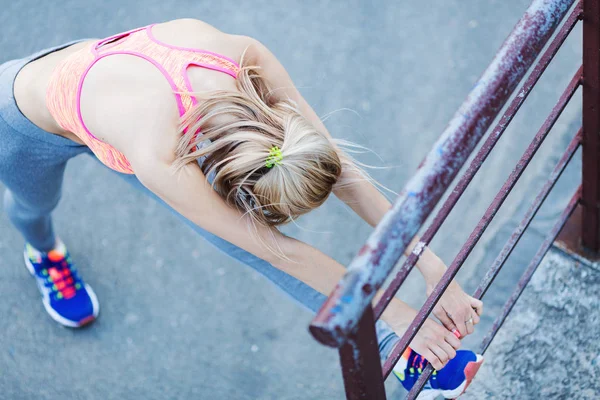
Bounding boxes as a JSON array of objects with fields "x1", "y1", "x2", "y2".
[{"x1": 172, "y1": 48, "x2": 375, "y2": 234}]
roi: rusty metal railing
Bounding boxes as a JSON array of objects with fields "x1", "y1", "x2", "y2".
[{"x1": 308, "y1": 0, "x2": 595, "y2": 398}]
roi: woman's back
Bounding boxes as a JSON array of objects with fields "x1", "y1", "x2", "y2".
[{"x1": 14, "y1": 19, "x2": 250, "y2": 167}]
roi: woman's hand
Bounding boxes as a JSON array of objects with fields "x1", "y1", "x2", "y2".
[
  {"x1": 381, "y1": 297, "x2": 462, "y2": 371},
  {"x1": 407, "y1": 317, "x2": 461, "y2": 370},
  {"x1": 429, "y1": 280, "x2": 483, "y2": 338},
  {"x1": 407, "y1": 239, "x2": 484, "y2": 338}
]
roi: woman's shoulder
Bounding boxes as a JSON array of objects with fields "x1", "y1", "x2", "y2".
[
  {"x1": 160, "y1": 18, "x2": 251, "y2": 40},
  {"x1": 157, "y1": 19, "x2": 269, "y2": 63},
  {"x1": 159, "y1": 18, "x2": 224, "y2": 36},
  {"x1": 155, "y1": 18, "x2": 257, "y2": 54}
]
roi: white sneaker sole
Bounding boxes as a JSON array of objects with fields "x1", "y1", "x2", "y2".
[{"x1": 24, "y1": 251, "x2": 100, "y2": 328}]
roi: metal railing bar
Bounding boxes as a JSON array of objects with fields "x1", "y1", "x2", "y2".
[
  {"x1": 479, "y1": 185, "x2": 581, "y2": 353},
  {"x1": 381, "y1": 67, "x2": 582, "y2": 380},
  {"x1": 310, "y1": 0, "x2": 577, "y2": 349},
  {"x1": 373, "y1": 2, "x2": 582, "y2": 321},
  {"x1": 581, "y1": 0, "x2": 600, "y2": 250},
  {"x1": 400, "y1": 128, "x2": 582, "y2": 398},
  {"x1": 338, "y1": 307, "x2": 387, "y2": 400},
  {"x1": 473, "y1": 128, "x2": 582, "y2": 300}
]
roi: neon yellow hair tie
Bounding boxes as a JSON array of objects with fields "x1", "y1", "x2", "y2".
[{"x1": 265, "y1": 146, "x2": 283, "y2": 168}]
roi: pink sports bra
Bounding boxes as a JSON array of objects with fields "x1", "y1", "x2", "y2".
[{"x1": 46, "y1": 24, "x2": 240, "y2": 174}]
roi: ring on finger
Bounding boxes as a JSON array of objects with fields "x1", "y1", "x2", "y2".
[{"x1": 466, "y1": 317, "x2": 474, "y2": 324}]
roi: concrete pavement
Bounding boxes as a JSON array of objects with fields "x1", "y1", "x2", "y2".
[{"x1": 0, "y1": 0, "x2": 583, "y2": 398}]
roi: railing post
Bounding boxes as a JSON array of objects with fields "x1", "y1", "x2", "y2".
[
  {"x1": 582, "y1": 0, "x2": 600, "y2": 252},
  {"x1": 337, "y1": 307, "x2": 386, "y2": 400}
]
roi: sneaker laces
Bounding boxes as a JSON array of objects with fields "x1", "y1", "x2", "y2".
[
  {"x1": 41, "y1": 250, "x2": 79, "y2": 300},
  {"x1": 410, "y1": 351, "x2": 426, "y2": 372},
  {"x1": 408, "y1": 351, "x2": 438, "y2": 380}
]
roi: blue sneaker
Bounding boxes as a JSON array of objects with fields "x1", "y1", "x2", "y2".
[
  {"x1": 23, "y1": 240, "x2": 99, "y2": 327},
  {"x1": 393, "y1": 349, "x2": 484, "y2": 399}
]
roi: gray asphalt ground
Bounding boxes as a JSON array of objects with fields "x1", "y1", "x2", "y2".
[{"x1": 0, "y1": 1, "x2": 585, "y2": 399}]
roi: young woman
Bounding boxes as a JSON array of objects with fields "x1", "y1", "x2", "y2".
[{"x1": 1, "y1": 18, "x2": 483, "y2": 397}]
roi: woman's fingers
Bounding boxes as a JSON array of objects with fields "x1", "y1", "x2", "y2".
[
  {"x1": 438, "y1": 340, "x2": 457, "y2": 361},
  {"x1": 447, "y1": 296, "x2": 484, "y2": 337},
  {"x1": 445, "y1": 330, "x2": 461, "y2": 350},
  {"x1": 465, "y1": 316, "x2": 475, "y2": 335},
  {"x1": 448, "y1": 310, "x2": 468, "y2": 338},
  {"x1": 471, "y1": 308, "x2": 481, "y2": 325},
  {"x1": 410, "y1": 318, "x2": 463, "y2": 371},
  {"x1": 433, "y1": 305, "x2": 457, "y2": 332},
  {"x1": 471, "y1": 297, "x2": 484, "y2": 316},
  {"x1": 430, "y1": 283, "x2": 485, "y2": 338},
  {"x1": 422, "y1": 348, "x2": 445, "y2": 371},
  {"x1": 429, "y1": 344, "x2": 451, "y2": 369}
]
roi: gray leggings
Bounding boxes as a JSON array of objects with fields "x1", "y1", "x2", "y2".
[{"x1": 0, "y1": 40, "x2": 399, "y2": 361}]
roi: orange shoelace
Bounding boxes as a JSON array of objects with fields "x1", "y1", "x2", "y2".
[{"x1": 45, "y1": 250, "x2": 77, "y2": 300}]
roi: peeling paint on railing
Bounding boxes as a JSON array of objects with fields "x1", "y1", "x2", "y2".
[
  {"x1": 372, "y1": 2, "x2": 582, "y2": 323},
  {"x1": 402, "y1": 131, "x2": 582, "y2": 398},
  {"x1": 382, "y1": 66, "x2": 582, "y2": 382},
  {"x1": 309, "y1": 0, "x2": 577, "y2": 348}
]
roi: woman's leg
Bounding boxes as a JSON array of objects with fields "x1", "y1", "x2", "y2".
[
  {"x1": 0, "y1": 40, "x2": 91, "y2": 250},
  {"x1": 102, "y1": 160, "x2": 400, "y2": 361},
  {"x1": 0, "y1": 42, "x2": 98, "y2": 327},
  {"x1": 0, "y1": 160, "x2": 66, "y2": 252},
  {"x1": 0, "y1": 55, "x2": 89, "y2": 251}
]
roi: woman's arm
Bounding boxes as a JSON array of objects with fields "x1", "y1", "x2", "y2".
[
  {"x1": 246, "y1": 36, "x2": 483, "y2": 336},
  {"x1": 333, "y1": 173, "x2": 483, "y2": 336},
  {"x1": 128, "y1": 149, "x2": 459, "y2": 370}
]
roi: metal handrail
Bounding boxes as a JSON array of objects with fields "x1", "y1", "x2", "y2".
[
  {"x1": 310, "y1": 0, "x2": 576, "y2": 348},
  {"x1": 306, "y1": 0, "x2": 588, "y2": 398},
  {"x1": 385, "y1": 64, "x2": 581, "y2": 380},
  {"x1": 373, "y1": 2, "x2": 583, "y2": 323}
]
